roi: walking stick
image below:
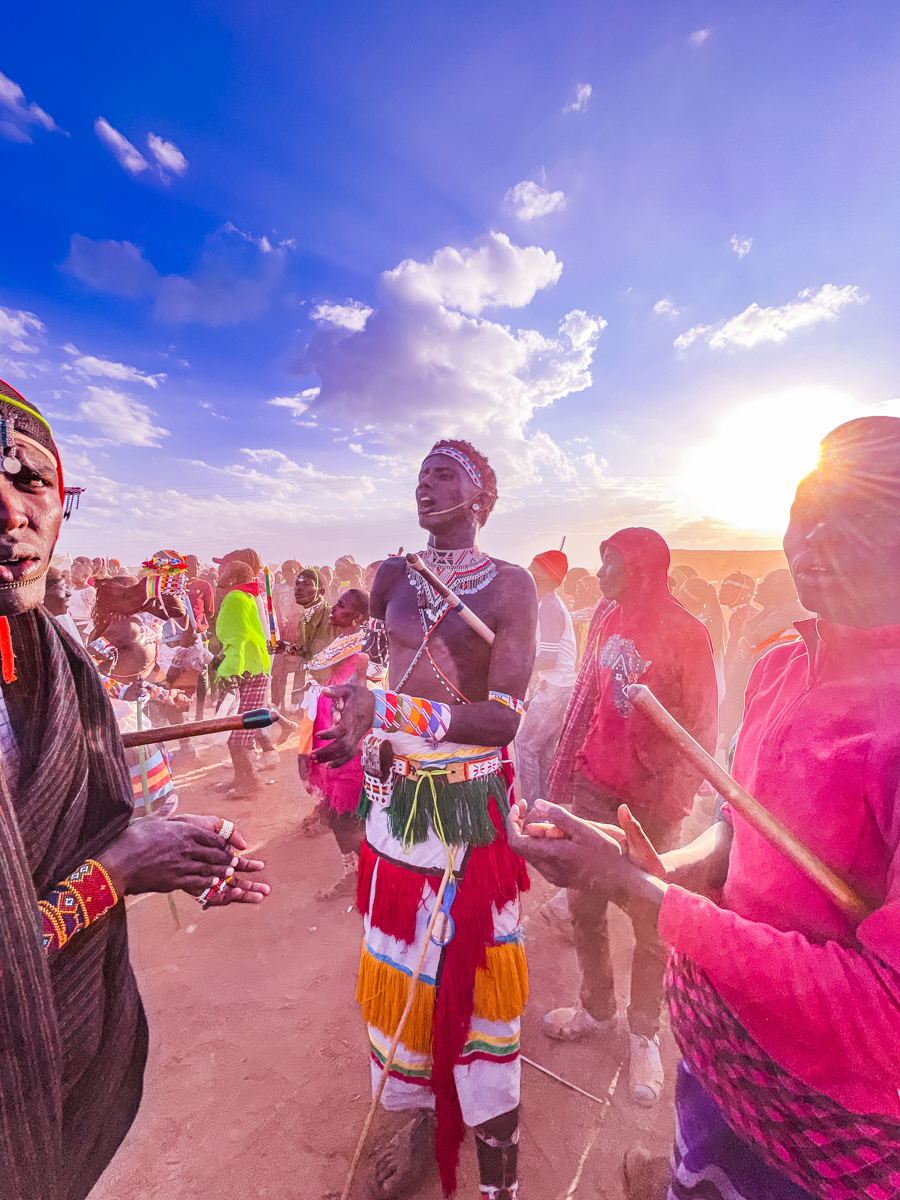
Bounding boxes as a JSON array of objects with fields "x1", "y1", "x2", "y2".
[
  {"x1": 339, "y1": 855, "x2": 455, "y2": 1200},
  {"x1": 405, "y1": 553, "x2": 495, "y2": 645},
  {"x1": 623, "y1": 684, "x2": 872, "y2": 921},
  {"x1": 121, "y1": 708, "x2": 279, "y2": 748}
]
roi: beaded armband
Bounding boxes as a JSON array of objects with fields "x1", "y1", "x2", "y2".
[
  {"x1": 39, "y1": 859, "x2": 119, "y2": 953},
  {"x1": 89, "y1": 636, "x2": 118, "y2": 667},
  {"x1": 373, "y1": 689, "x2": 452, "y2": 745},
  {"x1": 101, "y1": 675, "x2": 174, "y2": 704},
  {"x1": 488, "y1": 690, "x2": 525, "y2": 716}
]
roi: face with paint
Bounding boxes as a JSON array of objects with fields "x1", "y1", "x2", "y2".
[{"x1": 294, "y1": 569, "x2": 324, "y2": 608}]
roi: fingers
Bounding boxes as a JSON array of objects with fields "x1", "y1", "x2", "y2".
[
  {"x1": 231, "y1": 855, "x2": 265, "y2": 873},
  {"x1": 618, "y1": 805, "x2": 667, "y2": 878}
]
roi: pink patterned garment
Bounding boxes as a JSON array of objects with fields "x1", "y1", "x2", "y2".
[{"x1": 667, "y1": 953, "x2": 900, "y2": 1200}]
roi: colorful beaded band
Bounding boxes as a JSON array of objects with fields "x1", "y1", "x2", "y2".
[
  {"x1": 89, "y1": 636, "x2": 118, "y2": 666},
  {"x1": 430, "y1": 445, "x2": 483, "y2": 488},
  {"x1": 373, "y1": 689, "x2": 452, "y2": 745},
  {"x1": 40, "y1": 859, "x2": 119, "y2": 953},
  {"x1": 101, "y1": 675, "x2": 175, "y2": 703},
  {"x1": 488, "y1": 690, "x2": 525, "y2": 716}
]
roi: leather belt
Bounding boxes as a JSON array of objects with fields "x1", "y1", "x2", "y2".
[{"x1": 392, "y1": 753, "x2": 502, "y2": 785}]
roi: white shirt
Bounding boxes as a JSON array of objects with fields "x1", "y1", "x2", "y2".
[{"x1": 537, "y1": 591, "x2": 578, "y2": 688}]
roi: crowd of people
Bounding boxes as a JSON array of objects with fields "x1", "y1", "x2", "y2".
[{"x1": 1, "y1": 370, "x2": 898, "y2": 1200}]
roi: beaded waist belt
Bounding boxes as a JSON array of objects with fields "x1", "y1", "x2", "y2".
[{"x1": 392, "y1": 752, "x2": 502, "y2": 785}]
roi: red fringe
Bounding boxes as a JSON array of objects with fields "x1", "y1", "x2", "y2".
[
  {"x1": 0, "y1": 617, "x2": 16, "y2": 683},
  {"x1": 363, "y1": 846, "x2": 440, "y2": 947},
  {"x1": 433, "y1": 799, "x2": 529, "y2": 1196}
]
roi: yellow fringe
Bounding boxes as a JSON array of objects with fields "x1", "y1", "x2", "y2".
[
  {"x1": 473, "y1": 941, "x2": 529, "y2": 1023},
  {"x1": 356, "y1": 943, "x2": 435, "y2": 1056},
  {"x1": 356, "y1": 939, "x2": 529, "y2": 1054}
]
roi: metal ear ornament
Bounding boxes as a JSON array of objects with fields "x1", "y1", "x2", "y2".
[{"x1": 0, "y1": 416, "x2": 21, "y2": 475}]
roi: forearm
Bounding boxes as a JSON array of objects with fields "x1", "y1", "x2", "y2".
[{"x1": 659, "y1": 820, "x2": 733, "y2": 896}]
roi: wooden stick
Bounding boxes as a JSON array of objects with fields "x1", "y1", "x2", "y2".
[
  {"x1": 624, "y1": 683, "x2": 872, "y2": 921},
  {"x1": 406, "y1": 553, "x2": 495, "y2": 645},
  {"x1": 340, "y1": 855, "x2": 455, "y2": 1200},
  {"x1": 521, "y1": 1055, "x2": 613, "y2": 1106},
  {"x1": 121, "y1": 708, "x2": 277, "y2": 748}
]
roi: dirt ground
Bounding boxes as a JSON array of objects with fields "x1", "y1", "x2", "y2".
[{"x1": 90, "y1": 731, "x2": 712, "y2": 1200}]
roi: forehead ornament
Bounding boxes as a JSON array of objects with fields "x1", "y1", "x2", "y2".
[
  {"x1": 0, "y1": 416, "x2": 21, "y2": 476},
  {"x1": 430, "y1": 446, "x2": 483, "y2": 489}
]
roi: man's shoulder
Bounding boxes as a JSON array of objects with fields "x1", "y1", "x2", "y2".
[{"x1": 488, "y1": 557, "x2": 533, "y2": 586}]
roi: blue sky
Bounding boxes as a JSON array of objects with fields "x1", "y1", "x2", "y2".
[{"x1": 2, "y1": 1, "x2": 898, "y2": 567}]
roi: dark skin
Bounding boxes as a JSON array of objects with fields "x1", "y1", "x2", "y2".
[
  {"x1": 316, "y1": 452, "x2": 536, "y2": 1195},
  {"x1": 510, "y1": 456, "x2": 900, "y2": 913},
  {"x1": 43, "y1": 573, "x2": 72, "y2": 617},
  {"x1": 0, "y1": 437, "x2": 268, "y2": 907},
  {"x1": 314, "y1": 454, "x2": 537, "y2": 766}
]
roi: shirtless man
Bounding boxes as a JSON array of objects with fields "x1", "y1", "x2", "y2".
[{"x1": 316, "y1": 439, "x2": 536, "y2": 1200}]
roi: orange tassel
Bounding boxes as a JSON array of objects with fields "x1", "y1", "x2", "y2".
[{"x1": 0, "y1": 617, "x2": 16, "y2": 683}]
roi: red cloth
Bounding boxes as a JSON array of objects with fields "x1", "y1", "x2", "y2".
[
  {"x1": 187, "y1": 579, "x2": 214, "y2": 632},
  {"x1": 534, "y1": 550, "x2": 568, "y2": 586},
  {"x1": 659, "y1": 618, "x2": 900, "y2": 1120},
  {"x1": 574, "y1": 528, "x2": 718, "y2": 820},
  {"x1": 232, "y1": 581, "x2": 260, "y2": 597}
]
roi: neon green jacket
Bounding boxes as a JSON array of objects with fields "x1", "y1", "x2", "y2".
[{"x1": 215, "y1": 589, "x2": 270, "y2": 678}]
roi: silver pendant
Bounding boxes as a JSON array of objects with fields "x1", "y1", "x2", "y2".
[{"x1": 2, "y1": 456, "x2": 21, "y2": 474}]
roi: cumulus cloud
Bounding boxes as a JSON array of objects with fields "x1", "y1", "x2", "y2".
[
  {"x1": 653, "y1": 297, "x2": 681, "y2": 317},
  {"x1": 674, "y1": 284, "x2": 864, "y2": 353},
  {"x1": 95, "y1": 117, "x2": 149, "y2": 175},
  {"x1": 76, "y1": 386, "x2": 170, "y2": 446},
  {"x1": 65, "y1": 224, "x2": 287, "y2": 325},
  {"x1": 0, "y1": 71, "x2": 62, "y2": 143},
  {"x1": 147, "y1": 132, "x2": 188, "y2": 176},
  {"x1": 310, "y1": 301, "x2": 373, "y2": 331},
  {"x1": 564, "y1": 83, "x2": 592, "y2": 113},
  {"x1": 689, "y1": 29, "x2": 711, "y2": 45},
  {"x1": 62, "y1": 345, "x2": 165, "y2": 388},
  {"x1": 505, "y1": 180, "x2": 567, "y2": 222},
  {"x1": 268, "y1": 388, "x2": 320, "y2": 419},
  {"x1": 296, "y1": 231, "x2": 605, "y2": 481},
  {"x1": 730, "y1": 234, "x2": 752, "y2": 258},
  {"x1": 0, "y1": 305, "x2": 44, "y2": 353}
]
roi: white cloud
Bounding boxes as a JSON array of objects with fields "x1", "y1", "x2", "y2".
[
  {"x1": 310, "y1": 301, "x2": 373, "y2": 331},
  {"x1": 730, "y1": 234, "x2": 752, "y2": 258},
  {"x1": 653, "y1": 297, "x2": 681, "y2": 317},
  {"x1": 564, "y1": 83, "x2": 592, "y2": 113},
  {"x1": 689, "y1": 29, "x2": 711, "y2": 45},
  {"x1": 147, "y1": 132, "x2": 188, "y2": 176},
  {"x1": 0, "y1": 71, "x2": 62, "y2": 143},
  {"x1": 505, "y1": 180, "x2": 567, "y2": 222},
  {"x1": 0, "y1": 305, "x2": 44, "y2": 353},
  {"x1": 66, "y1": 349, "x2": 166, "y2": 389},
  {"x1": 76, "y1": 386, "x2": 170, "y2": 447},
  {"x1": 297, "y1": 232, "x2": 605, "y2": 482},
  {"x1": 65, "y1": 224, "x2": 287, "y2": 325},
  {"x1": 268, "y1": 388, "x2": 320, "y2": 419},
  {"x1": 384, "y1": 230, "x2": 562, "y2": 316},
  {"x1": 94, "y1": 117, "x2": 149, "y2": 176},
  {"x1": 674, "y1": 284, "x2": 864, "y2": 353}
]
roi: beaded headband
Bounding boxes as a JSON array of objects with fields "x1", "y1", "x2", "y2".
[{"x1": 429, "y1": 445, "x2": 483, "y2": 489}]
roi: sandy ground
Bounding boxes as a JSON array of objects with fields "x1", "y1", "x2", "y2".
[{"x1": 89, "y1": 731, "x2": 712, "y2": 1200}]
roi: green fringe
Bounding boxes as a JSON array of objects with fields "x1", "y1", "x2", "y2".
[
  {"x1": 384, "y1": 771, "x2": 508, "y2": 847},
  {"x1": 355, "y1": 786, "x2": 371, "y2": 821}
]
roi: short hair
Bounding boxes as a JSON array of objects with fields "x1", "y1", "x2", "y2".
[
  {"x1": 428, "y1": 439, "x2": 497, "y2": 526},
  {"x1": 222, "y1": 561, "x2": 256, "y2": 587},
  {"x1": 343, "y1": 587, "x2": 370, "y2": 620},
  {"x1": 46, "y1": 567, "x2": 63, "y2": 586}
]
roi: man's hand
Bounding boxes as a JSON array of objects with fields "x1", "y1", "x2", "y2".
[
  {"x1": 507, "y1": 799, "x2": 668, "y2": 908},
  {"x1": 167, "y1": 813, "x2": 270, "y2": 905},
  {"x1": 96, "y1": 812, "x2": 267, "y2": 903},
  {"x1": 312, "y1": 683, "x2": 375, "y2": 768}
]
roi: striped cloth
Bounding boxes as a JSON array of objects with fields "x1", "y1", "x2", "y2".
[
  {"x1": 0, "y1": 608, "x2": 147, "y2": 1200},
  {"x1": 228, "y1": 672, "x2": 272, "y2": 748}
]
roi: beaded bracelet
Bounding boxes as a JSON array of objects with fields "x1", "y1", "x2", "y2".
[
  {"x1": 39, "y1": 859, "x2": 119, "y2": 953},
  {"x1": 488, "y1": 690, "x2": 525, "y2": 716},
  {"x1": 373, "y1": 689, "x2": 452, "y2": 744}
]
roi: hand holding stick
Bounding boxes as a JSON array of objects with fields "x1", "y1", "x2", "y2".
[
  {"x1": 624, "y1": 683, "x2": 871, "y2": 921},
  {"x1": 405, "y1": 553, "x2": 495, "y2": 645}
]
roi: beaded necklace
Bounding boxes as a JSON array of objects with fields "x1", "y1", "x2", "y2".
[{"x1": 407, "y1": 546, "x2": 496, "y2": 630}]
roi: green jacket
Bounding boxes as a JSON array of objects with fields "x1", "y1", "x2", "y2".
[{"x1": 216, "y1": 590, "x2": 271, "y2": 678}]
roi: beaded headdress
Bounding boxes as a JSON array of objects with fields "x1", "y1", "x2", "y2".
[{"x1": 429, "y1": 445, "x2": 483, "y2": 489}]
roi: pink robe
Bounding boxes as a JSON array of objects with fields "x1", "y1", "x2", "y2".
[{"x1": 306, "y1": 652, "x2": 364, "y2": 813}]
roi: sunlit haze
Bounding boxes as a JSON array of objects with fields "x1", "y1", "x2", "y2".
[{"x1": 2, "y1": 2, "x2": 898, "y2": 568}]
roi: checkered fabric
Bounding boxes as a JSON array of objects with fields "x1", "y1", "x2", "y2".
[{"x1": 228, "y1": 672, "x2": 271, "y2": 748}]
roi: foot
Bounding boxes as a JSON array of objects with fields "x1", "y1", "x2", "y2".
[
  {"x1": 623, "y1": 1146, "x2": 670, "y2": 1200},
  {"x1": 299, "y1": 804, "x2": 327, "y2": 837},
  {"x1": 368, "y1": 1109, "x2": 434, "y2": 1198},
  {"x1": 629, "y1": 1033, "x2": 664, "y2": 1106},
  {"x1": 273, "y1": 716, "x2": 298, "y2": 745},
  {"x1": 543, "y1": 1006, "x2": 618, "y2": 1041},
  {"x1": 258, "y1": 749, "x2": 280, "y2": 771},
  {"x1": 317, "y1": 851, "x2": 359, "y2": 901}
]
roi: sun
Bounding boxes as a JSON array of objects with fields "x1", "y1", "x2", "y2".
[{"x1": 679, "y1": 387, "x2": 875, "y2": 535}]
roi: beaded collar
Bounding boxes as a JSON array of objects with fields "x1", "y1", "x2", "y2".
[{"x1": 408, "y1": 546, "x2": 497, "y2": 629}]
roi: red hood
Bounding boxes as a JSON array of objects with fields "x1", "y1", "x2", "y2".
[{"x1": 602, "y1": 526, "x2": 673, "y2": 608}]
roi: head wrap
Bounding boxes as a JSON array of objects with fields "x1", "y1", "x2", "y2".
[
  {"x1": 0, "y1": 379, "x2": 64, "y2": 501},
  {"x1": 428, "y1": 444, "x2": 483, "y2": 489},
  {"x1": 533, "y1": 550, "x2": 569, "y2": 587}
]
